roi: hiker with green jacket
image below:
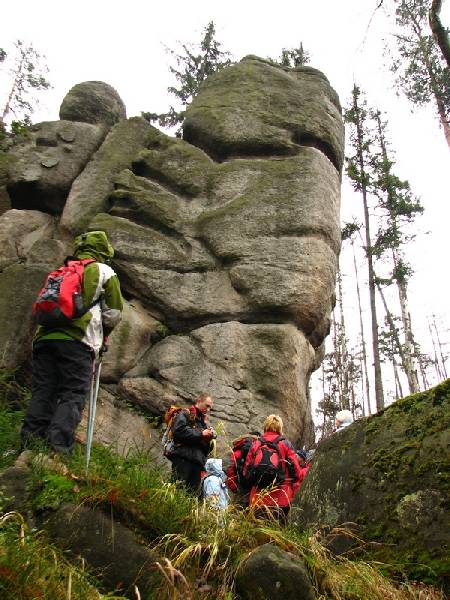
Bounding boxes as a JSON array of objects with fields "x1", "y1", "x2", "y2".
[{"x1": 21, "y1": 231, "x2": 123, "y2": 454}]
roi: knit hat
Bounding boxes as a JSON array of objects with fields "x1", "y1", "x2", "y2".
[{"x1": 297, "y1": 449, "x2": 308, "y2": 460}]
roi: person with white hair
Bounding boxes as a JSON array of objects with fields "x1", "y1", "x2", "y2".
[{"x1": 334, "y1": 409, "x2": 354, "y2": 432}]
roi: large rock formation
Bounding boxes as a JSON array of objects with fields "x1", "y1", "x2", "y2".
[
  {"x1": 291, "y1": 380, "x2": 450, "y2": 588},
  {"x1": 0, "y1": 56, "x2": 344, "y2": 449}
]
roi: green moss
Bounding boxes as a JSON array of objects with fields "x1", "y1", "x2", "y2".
[
  {"x1": 355, "y1": 512, "x2": 368, "y2": 525},
  {"x1": 349, "y1": 472, "x2": 365, "y2": 491},
  {"x1": 0, "y1": 150, "x2": 15, "y2": 186},
  {"x1": 116, "y1": 319, "x2": 131, "y2": 367},
  {"x1": 156, "y1": 322, "x2": 170, "y2": 338}
]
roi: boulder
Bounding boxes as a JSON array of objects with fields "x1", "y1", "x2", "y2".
[
  {"x1": 0, "y1": 264, "x2": 50, "y2": 369},
  {"x1": 77, "y1": 387, "x2": 166, "y2": 467},
  {"x1": 44, "y1": 502, "x2": 159, "y2": 597},
  {"x1": 60, "y1": 117, "x2": 155, "y2": 233},
  {"x1": 59, "y1": 81, "x2": 126, "y2": 127},
  {"x1": 235, "y1": 543, "x2": 316, "y2": 600},
  {"x1": 101, "y1": 298, "x2": 162, "y2": 383},
  {"x1": 184, "y1": 55, "x2": 344, "y2": 171},
  {"x1": 291, "y1": 380, "x2": 450, "y2": 588},
  {"x1": 118, "y1": 376, "x2": 179, "y2": 417},
  {"x1": 7, "y1": 121, "x2": 106, "y2": 214},
  {"x1": 0, "y1": 209, "x2": 55, "y2": 270},
  {"x1": 0, "y1": 463, "x2": 32, "y2": 512}
]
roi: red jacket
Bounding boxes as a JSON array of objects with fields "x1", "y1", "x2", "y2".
[
  {"x1": 298, "y1": 462, "x2": 310, "y2": 485},
  {"x1": 243, "y1": 432, "x2": 303, "y2": 508}
]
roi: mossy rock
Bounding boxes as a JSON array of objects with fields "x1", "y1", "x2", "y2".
[
  {"x1": 291, "y1": 380, "x2": 450, "y2": 589},
  {"x1": 184, "y1": 55, "x2": 344, "y2": 171},
  {"x1": 235, "y1": 543, "x2": 316, "y2": 600}
]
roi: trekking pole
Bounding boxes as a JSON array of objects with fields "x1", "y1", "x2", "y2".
[{"x1": 85, "y1": 357, "x2": 102, "y2": 470}]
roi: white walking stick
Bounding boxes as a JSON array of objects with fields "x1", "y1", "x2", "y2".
[{"x1": 85, "y1": 358, "x2": 102, "y2": 469}]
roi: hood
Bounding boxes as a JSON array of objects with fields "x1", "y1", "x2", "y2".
[
  {"x1": 74, "y1": 231, "x2": 114, "y2": 263},
  {"x1": 205, "y1": 458, "x2": 223, "y2": 477}
]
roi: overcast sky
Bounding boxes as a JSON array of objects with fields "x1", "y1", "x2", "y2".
[{"x1": 2, "y1": 0, "x2": 449, "y2": 401}]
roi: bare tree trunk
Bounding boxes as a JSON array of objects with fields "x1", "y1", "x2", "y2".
[
  {"x1": 428, "y1": 318, "x2": 445, "y2": 381},
  {"x1": 429, "y1": 0, "x2": 450, "y2": 69},
  {"x1": 431, "y1": 314, "x2": 448, "y2": 379},
  {"x1": 392, "y1": 355, "x2": 404, "y2": 399},
  {"x1": 392, "y1": 251, "x2": 421, "y2": 393},
  {"x1": 331, "y1": 308, "x2": 344, "y2": 409},
  {"x1": 351, "y1": 89, "x2": 384, "y2": 411},
  {"x1": 337, "y1": 268, "x2": 351, "y2": 409},
  {"x1": 418, "y1": 353, "x2": 430, "y2": 389},
  {"x1": 2, "y1": 51, "x2": 26, "y2": 122},
  {"x1": 351, "y1": 238, "x2": 372, "y2": 414}
]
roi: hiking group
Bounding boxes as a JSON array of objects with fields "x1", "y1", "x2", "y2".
[
  {"x1": 163, "y1": 395, "x2": 318, "y2": 523},
  {"x1": 21, "y1": 229, "x2": 353, "y2": 524}
]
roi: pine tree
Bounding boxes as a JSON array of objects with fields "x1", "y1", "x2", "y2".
[
  {"x1": 142, "y1": 21, "x2": 232, "y2": 134},
  {"x1": 389, "y1": 0, "x2": 450, "y2": 148},
  {"x1": 371, "y1": 109, "x2": 423, "y2": 393},
  {"x1": 272, "y1": 43, "x2": 311, "y2": 67},
  {"x1": 345, "y1": 85, "x2": 385, "y2": 411}
]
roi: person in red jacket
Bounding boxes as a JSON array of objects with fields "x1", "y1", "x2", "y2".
[{"x1": 243, "y1": 415, "x2": 302, "y2": 523}]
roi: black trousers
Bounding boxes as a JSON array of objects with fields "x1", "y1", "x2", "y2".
[
  {"x1": 21, "y1": 340, "x2": 93, "y2": 453},
  {"x1": 171, "y1": 455, "x2": 204, "y2": 495}
]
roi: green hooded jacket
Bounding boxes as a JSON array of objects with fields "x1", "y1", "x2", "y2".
[{"x1": 35, "y1": 231, "x2": 123, "y2": 354}]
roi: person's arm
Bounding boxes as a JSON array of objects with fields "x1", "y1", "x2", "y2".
[
  {"x1": 172, "y1": 412, "x2": 203, "y2": 446},
  {"x1": 100, "y1": 267, "x2": 123, "y2": 336},
  {"x1": 285, "y1": 446, "x2": 303, "y2": 493}
]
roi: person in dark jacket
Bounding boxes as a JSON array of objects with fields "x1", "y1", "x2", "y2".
[
  {"x1": 226, "y1": 431, "x2": 261, "y2": 507},
  {"x1": 296, "y1": 449, "x2": 311, "y2": 485},
  {"x1": 170, "y1": 393, "x2": 215, "y2": 494},
  {"x1": 21, "y1": 231, "x2": 123, "y2": 455}
]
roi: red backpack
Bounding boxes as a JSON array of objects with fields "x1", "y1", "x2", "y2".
[
  {"x1": 245, "y1": 436, "x2": 286, "y2": 489},
  {"x1": 33, "y1": 258, "x2": 96, "y2": 327}
]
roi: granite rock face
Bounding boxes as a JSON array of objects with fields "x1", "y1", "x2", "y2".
[
  {"x1": 60, "y1": 117, "x2": 154, "y2": 233},
  {"x1": 184, "y1": 56, "x2": 344, "y2": 170},
  {"x1": 7, "y1": 120, "x2": 106, "y2": 214},
  {"x1": 0, "y1": 58, "x2": 344, "y2": 449}
]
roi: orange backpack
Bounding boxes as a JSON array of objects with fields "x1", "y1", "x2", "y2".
[{"x1": 162, "y1": 405, "x2": 190, "y2": 457}]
